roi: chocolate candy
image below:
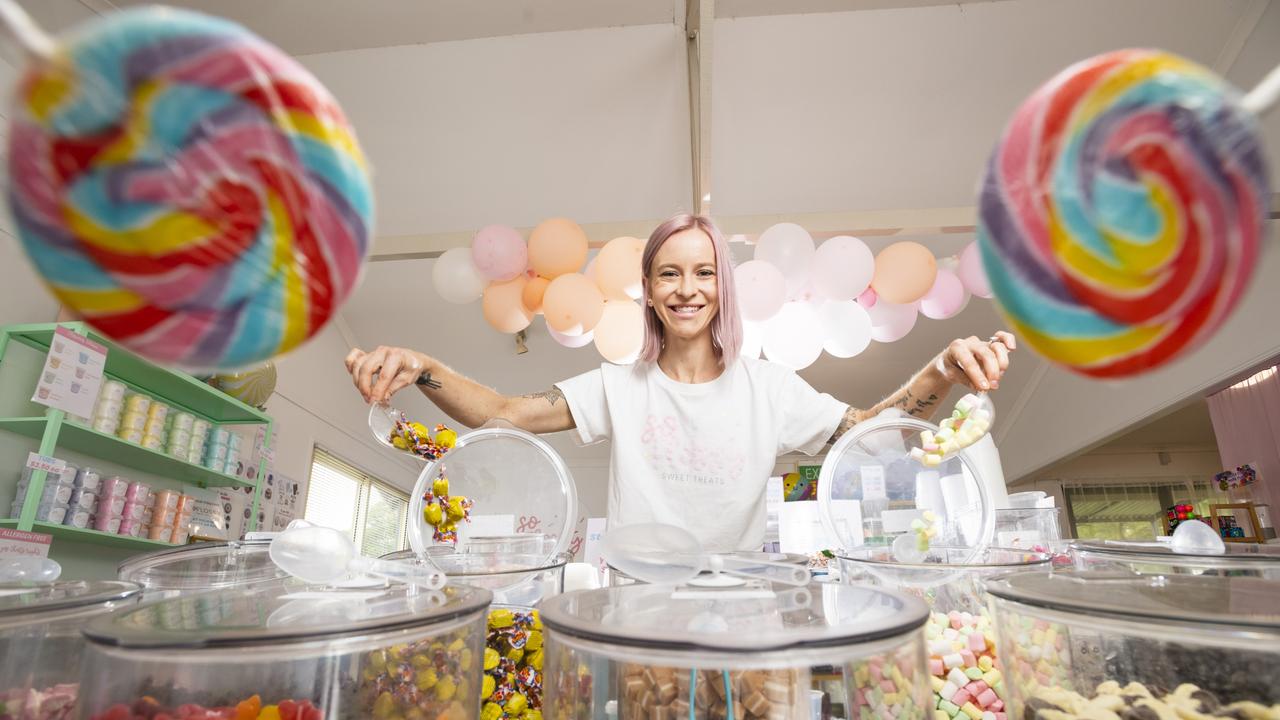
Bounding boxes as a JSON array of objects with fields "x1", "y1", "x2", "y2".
[
  {"x1": 1023, "y1": 682, "x2": 1280, "y2": 720},
  {"x1": 618, "y1": 665, "x2": 806, "y2": 719}
]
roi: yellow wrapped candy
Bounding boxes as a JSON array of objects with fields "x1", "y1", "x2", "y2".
[
  {"x1": 424, "y1": 504, "x2": 443, "y2": 526},
  {"x1": 435, "y1": 676, "x2": 456, "y2": 701},
  {"x1": 525, "y1": 630, "x2": 543, "y2": 652},
  {"x1": 433, "y1": 477, "x2": 450, "y2": 496},
  {"x1": 484, "y1": 648, "x2": 500, "y2": 671},
  {"x1": 522, "y1": 710, "x2": 542, "y2": 720},
  {"x1": 435, "y1": 427, "x2": 458, "y2": 448},
  {"x1": 482, "y1": 674, "x2": 496, "y2": 700},
  {"x1": 489, "y1": 609, "x2": 514, "y2": 629},
  {"x1": 526, "y1": 648, "x2": 543, "y2": 671},
  {"x1": 506, "y1": 693, "x2": 528, "y2": 715},
  {"x1": 415, "y1": 667, "x2": 438, "y2": 691},
  {"x1": 506, "y1": 647, "x2": 524, "y2": 663},
  {"x1": 480, "y1": 702, "x2": 503, "y2": 720},
  {"x1": 391, "y1": 436, "x2": 410, "y2": 450},
  {"x1": 409, "y1": 421, "x2": 431, "y2": 437},
  {"x1": 446, "y1": 496, "x2": 467, "y2": 520}
]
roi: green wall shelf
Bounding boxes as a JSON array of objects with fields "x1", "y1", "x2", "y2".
[{"x1": 0, "y1": 519, "x2": 176, "y2": 550}]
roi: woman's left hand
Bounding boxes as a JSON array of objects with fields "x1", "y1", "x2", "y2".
[{"x1": 936, "y1": 331, "x2": 1016, "y2": 392}]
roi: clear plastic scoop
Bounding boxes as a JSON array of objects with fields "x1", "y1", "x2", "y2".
[
  {"x1": 270, "y1": 523, "x2": 446, "y2": 589},
  {"x1": 602, "y1": 523, "x2": 809, "y2": 587},
  {"x1": 912, "y1": 392, "x2": 995, "y2": 466},
  {"x1": 1170, "y1": 518, "x2": 1226, "y2": 555}
]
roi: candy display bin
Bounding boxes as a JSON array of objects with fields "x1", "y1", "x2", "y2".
[
  {"x1": 77, "y1": 582, "x2": 491, "y2": 720},
  {"x1": 1, "y1": 580, "x2": 142, "y2": 720},
  {"x1": 118, "y1": 539, "x2": 294, "y2": 599},
  {"x1": 836, "y1": 547, "x2": 1053, "y2": 718},
  {"x1": 1070, "y1": 539, "x2": 1280, "y2": 578},
  {"x1": 985, "y1": 570, "x2": 1280, "y2": 719},
  {"x1": 541, "y1": 581, "x2": 930, "y2": 720},
  {"x1": 379, "y1": 550, "x2": 567, "y2": 717}
]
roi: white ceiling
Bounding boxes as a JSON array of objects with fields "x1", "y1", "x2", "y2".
[{"x1": 3, "y1": 0, "x2": 1278, "y2": 484}]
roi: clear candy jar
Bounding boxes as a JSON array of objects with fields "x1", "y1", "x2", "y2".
[
  {"x1": 77, "y1": 582, "x2": 491, "y2": 720},
  {"x1": 1070, "y1": 540, "x2": 1280, "y2": 578},
  {"x1": 837, "y1": 547, "x2": 1052, "y2": 719},
  {"x1": 118, "y1": 540, "x2": 293, "y2": 599},
  {"x1": 986, "y1": 570, "x2": 1280, "y2": 719},
  {"x1": 0, "y1": 580, "x2": 141, "y2": 720},
  {"x1": 541, "y1": 581, "x2": 930, "y2": 719}
]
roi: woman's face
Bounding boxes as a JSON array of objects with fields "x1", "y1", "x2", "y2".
[{"x1": 646, "y1": 228, "x2": 719, "y2": 343}]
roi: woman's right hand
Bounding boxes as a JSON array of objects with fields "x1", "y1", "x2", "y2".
[{"x1": 344, "y1": 346, "x2": 430, "y2": 405}]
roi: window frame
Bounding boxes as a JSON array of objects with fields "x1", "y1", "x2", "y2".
[{"x1": 303, "y1": 445, "x2": 410, "y2": 555}]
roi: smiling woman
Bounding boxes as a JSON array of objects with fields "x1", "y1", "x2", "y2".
[{"x1": 345, "y1": 212, "x2": 1017, "y2": 552}]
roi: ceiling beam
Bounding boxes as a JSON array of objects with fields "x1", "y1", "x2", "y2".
[
  {"x1": 1211, "y1": 0, "x2": 1270, "y2": 76},
  {"x1": 686, "y1": 0, "x2": 713, "y2": 215}
]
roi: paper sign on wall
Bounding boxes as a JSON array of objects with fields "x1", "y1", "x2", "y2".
[
  {"x1": 31, "y1": 327, "x2": 106, "y2": 419},
  {"x1": 861, "y1": 466, "x2": 886, "y2": 499},
  {"x1": 0, "y1": 528, "x2": 52, "y2": 559}
]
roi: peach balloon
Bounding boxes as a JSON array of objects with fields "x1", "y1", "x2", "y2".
[
  {"x1": 595, "y1": 236, "x2": 645, "y2": 300},
  {"x1": 482, "y1": 276, "x2": 533, "y2": 334},
  {"x1": 528, "y1": 218, "x2": 589, "y2": 279},
  {"x1": 543, "y1": 273, "x2": 604, "y2": 336},
  {"x1": 522, "y1": 276, "x2": 551, "y2": 314},
  {"x1": 593, "y1": 300, "x2": 644, "y2": 364},
  {"x1": 871, "y1": 241, "x2": 937, "y2": 305}
]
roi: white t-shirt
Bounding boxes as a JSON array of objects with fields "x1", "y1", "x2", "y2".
[{"x1": 555, "y1": 357, "x2": 848, "y2": 552}]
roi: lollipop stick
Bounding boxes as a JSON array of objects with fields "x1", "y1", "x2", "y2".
[
  {"x1": 0, "y1": 0, "x2": 55, "y2": 61},
  {"x1": 1242, "y1": 61, "x2": 1280, "y2": 116}
]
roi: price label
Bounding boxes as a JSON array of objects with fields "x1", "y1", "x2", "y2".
[
  {"x1": 25, "y1": 452, "x2": 66, "y2": 476},
  {"x1": 861, "y1": 465, "x2": 887, "y2": 499}
]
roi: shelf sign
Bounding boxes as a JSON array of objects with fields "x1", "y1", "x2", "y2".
[
  {"x1": 31, "y1": 327, "x2": 107, "y2": 419},
  {"x1": 0, "y1": 528, "x2": 52, "y2": 559},
  {"x1": 25, "y1": 452, "x2": 66, "y2": 476}
]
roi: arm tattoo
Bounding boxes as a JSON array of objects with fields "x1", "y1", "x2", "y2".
[
  {"x1": 827, "y1": 406, "x2": 862, "y2": 445},
  {"x1": 522, "y1": 387, "x2": 565, "y2": 407},
  {"x1": 889, "y1": 388, "x2": 939, "y2": 418}
]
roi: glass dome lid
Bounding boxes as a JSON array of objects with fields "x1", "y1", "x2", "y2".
[
  {"x1": 408, "y1": 426, "x2": 577, "y2": 571},
  {"x1": 0, "y1": 580, "x2": 140, "y2": 625},
  {"x1": 117, "y1": 540, "x2": 291, "y2": 590},
  {"x1": 83, "y1": 582, "x2": 492, "y2": 650},
  {"x1": 540, "y1": 582, "x2": 928, "y2": 654},
  {"x1": 817, "y1": 413, "x2": 995, "y2": 564},
  {"x1": 1072, "y1": 539, "x2": 1280, "y2": 565}
]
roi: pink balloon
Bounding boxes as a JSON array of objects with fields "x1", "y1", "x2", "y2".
[
  {"x1": 868, "y1": 300, "x2": 917, "y2": 343},
  {"x1": 471, "y1": 225, "x2": 527, "y2": 282},
  {"x1": 813, "y1": 236, "x2": 874, "y2": 301},
  {"x1": 735, "y1": 260, "x2": 786, "y2": 322},
  {"x1": 957, "y1": 242, "x2": 993, "y2": 298},
  {"x1": 857, "y1": 287, "x2": 878, "y2": 308},
  {"x1": 549, "y1": 326, "x2": 594, "y2": 348},
  {"x1": 920, "y1": 269, "x2": 968, "y2": 320}
]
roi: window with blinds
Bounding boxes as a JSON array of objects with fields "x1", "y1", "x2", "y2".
[
  {"x1": 304, "y1": 447, "x2": 409, "y2": 556},
  {"x1": 1065, "y1": 479, "x2": 1228, "y2": 541}
]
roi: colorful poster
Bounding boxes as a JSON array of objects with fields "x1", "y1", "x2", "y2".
[
  {"x1": 785, "y1": 466, "x2": 821, "y2": 501},
  {"x1": 32, "y1": 327, "x2": 106, "y2": 419}
]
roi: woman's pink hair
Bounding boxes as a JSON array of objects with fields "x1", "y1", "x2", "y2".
[{"x1": 638, "y1": 213, "x2": 742, "y2": 366}]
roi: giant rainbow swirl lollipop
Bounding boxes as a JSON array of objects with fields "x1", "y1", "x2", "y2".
[
  {"x1": 2, "y1": 3, "x2": 372, "y2": 371},
  {"x1": 978, "y1": 49, "x2": 1274, "y2": 378}
]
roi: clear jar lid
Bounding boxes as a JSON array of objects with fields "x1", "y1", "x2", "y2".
[
  {"x1": 83, "y1": 582, "x2": 492, "y2": 649},
  {"x1": 540, "y1": 582, "x2": 928, "y2": 654},
  {"x1": 117, "y1": 540, "x2": 291, "y2": 591},
  {"x1": 817, "y1": 413, "x2": 995, "y2": 561},
  {"x1": 0, "y1": 581, "x2": 141, "y2": 627},
  {"x1": 409, "y1": 426, "x2": 577, "y2": 568},
  {"x1": 1072, "y1": 539, "x2": 1280, "y2": 567},
  {"x1": 985, "y1": 570, "x2": 1280, "y2": 631}
]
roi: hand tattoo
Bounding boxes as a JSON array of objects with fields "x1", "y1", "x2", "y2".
[{"x1": 522, "y1": 387, "x2": 565, "y2": 407}]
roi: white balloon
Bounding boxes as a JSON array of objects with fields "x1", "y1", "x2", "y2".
[
  {"x1": 818, "y1": 301, "x2": 873, "y2": 358},
  {"x1": 755, "y1": 223, "x2": 815, "y2": 298},
  {"x1": 740, "y1": 320, "x2": 764, "y2": 360},
  {"x1": 432, "y1": 247, "x2": 487, "y2": 303},
  {"x1": 549, "y1": 326, "x2": 594, "y2": 348},
  {"x1": 762, "y1": 302, "x2": 824, "y2": 370},
  {"x1": 812, "y1": 236, "x2": 875, "y2": 301},
  {"x1": 867, "y1": 300, "x2": 918, "y2": 343}
]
